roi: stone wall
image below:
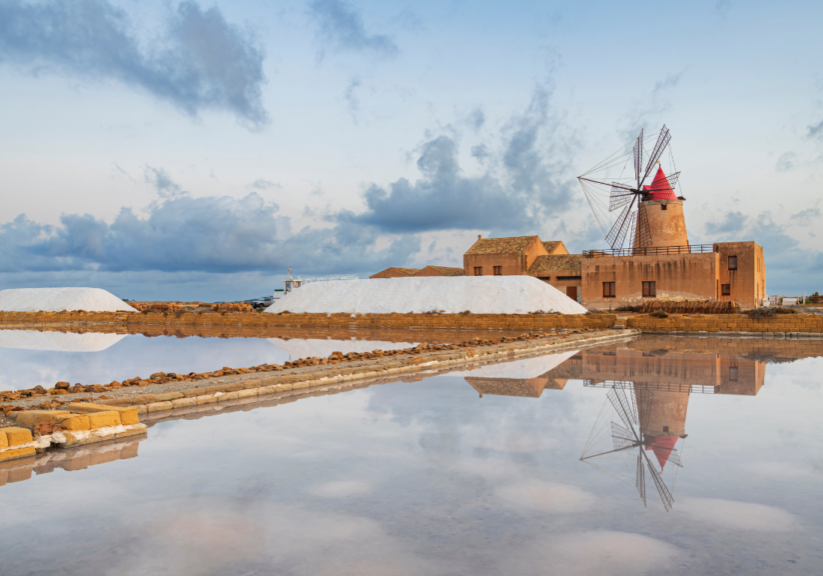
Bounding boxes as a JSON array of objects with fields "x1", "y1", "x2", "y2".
[
  {"x1": 627, "y1": 313, "x2": 823, "y2": 334},
  {"x1": 0, "y1": 310, "x2": 617, "y2": 331}
]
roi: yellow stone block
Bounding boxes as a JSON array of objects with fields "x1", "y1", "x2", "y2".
[
  {"x1": 118, "y1": 408, "x2": 139, "y2": 425},
  {"x1": 87, "y1": 411, "x2": 121, "y2": 429},
  {"x1": 2, "y1": 427, "x2": 33, "y2": 447},
  {"x1": 53, "y1": 414, "x2": 91, "y2": 431},
  {"x1": 0, "y1": 431, "x2": 7, "y2": 449},
  {"x1": 0, "y1": 446, "x2": 36, "y2": 462},
  {"x1": 15, "y1": 410, "x2": 70, "y2": 429}
]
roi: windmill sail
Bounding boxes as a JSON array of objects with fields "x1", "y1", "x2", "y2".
[
  {"x1": 640, "y1": 125, "x2": 671, "y2": 186},
  {"x1": 633, "y1": 128, "x2": 644, "y2": 188}
]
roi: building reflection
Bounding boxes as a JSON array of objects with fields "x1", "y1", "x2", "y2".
[{"x1": 461, "y1": 339, "x2": 768, "y2": 511}]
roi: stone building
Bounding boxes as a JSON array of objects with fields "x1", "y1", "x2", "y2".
[{"x1": 370, "y1": 168, "x2": 766, "y2": 307}]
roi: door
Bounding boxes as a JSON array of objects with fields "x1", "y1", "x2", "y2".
[{"x1": 566, "y1": 286, "x2": 578, "y2": 301}]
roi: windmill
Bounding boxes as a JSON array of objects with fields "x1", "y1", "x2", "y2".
[
  {"x1": 578, "y1": 126, "x2": 682, "y2": 251},
  {"x1": 580, "y1": 384, "x2": 685, "y2": 511}
]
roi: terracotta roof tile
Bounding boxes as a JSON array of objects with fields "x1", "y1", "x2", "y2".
[
  {"x1": 542, "y1": 241, "x2": 560, "y2": 253},
  {"x1": 528, "y1": 254, "x2": 582, "y2": 276},
  {"x1": 465, "y1": 236, "x2": 539, "y2": 255},
  {"x1": 415, "y1": 266, "x2": 466, "y2": 277}
]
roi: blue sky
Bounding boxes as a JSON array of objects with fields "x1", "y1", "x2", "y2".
[{"x1": 0, "y1": 0, "x2": 821, "y2": 300}]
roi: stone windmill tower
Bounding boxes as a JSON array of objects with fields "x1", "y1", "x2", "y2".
[{"x1": 578, "y1": 125, "x2": 690, "y2": 252}]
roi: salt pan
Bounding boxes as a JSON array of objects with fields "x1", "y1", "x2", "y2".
[{"x1": 265, "y1": 277, "x2": 587, "y2": 315}]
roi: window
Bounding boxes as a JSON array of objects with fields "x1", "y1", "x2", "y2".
[
  {"x1": 642, "y1": 281, "x2": 656, "y2": 297},
  {"x1": 728, "y1": 255, "x2": 738, "y2": 270},
  {"x1": 661, "y1": 204, "x2": 668, "y2": 211},
  {"x1": 493, "y1": 266, "x2": 502, "y2": 276},
  {"x1": 474, "y1": 267, "x2": 483, "y2": 276},
  {"x1": 603, "y1": 281, "x2": 616, "y2": 298},
  {"x1": 721, "y1": 284, "x2": 731, "y2": 296},
  {"x1": 557, "y1": 276, "x2": 582, "y2": 281},
  {"x1": 663, "y1": 426, "x2": 669, "y2": 433},
  {"x1": 729, "y1": 366, "x2": 738, "y2": 381}
]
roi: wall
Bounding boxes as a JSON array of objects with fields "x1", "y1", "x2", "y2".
[
  {"x1": 715, "y1": 242, "x2": 765, "y2": 308},
  {"x1": 0, "y1": 310, "x2": 617, "y2": 332},
  {"x1": 637, "y1": 199, "x2": 689, "y2": 248},
  {"x1": 582, "y1": 253, "x2": 718, "y2": 309},
  {"x1": 627, "y1": 313, "x2": 823, "y2": 333}
]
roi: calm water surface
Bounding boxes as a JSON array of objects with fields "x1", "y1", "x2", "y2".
[{"x1": 0, "y1": 334, "x2": 821, "y2": 575}]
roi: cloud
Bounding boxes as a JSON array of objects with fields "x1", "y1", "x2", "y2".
[
  {"x1": 247, "y1": 179, "x2": 281, "y2": 191},
  {"x1": 0, "y1": 193, "x2": 419, "y2": 276},
  {"x1": 0, "y1": 0, "x2": 268, "y2": 128},
  {"x1": 705, "y1": 211, "x2": 748, "y2": 235},
  {"x1": 679, "y1": 498, "x2": 798, "y2": 531},
  {"x1": 308, "y1": 481, "x2": 371, "y2": 498},
  {"x1": 775, "y1": 152, "x2": 797, "y2": 172},
  {"x1": 344, "y1": 77, "x2": 362, "y2": 122},
  {"x1": 807, "y1": 120, "x2": 823, "y2": 140},
  {"x1": 308, "y1": 0, "x2": 398, "y2": 56},
  {"x1": 339, "y1": 85, "x2": 576, "y2": 234},
  {"x1": 790, "y1": 207, "x2": 820, "y2": 226},
  {"x1": 144, "y1": 166, "x2": 187, "y2": 198},
  {"x1": 496, "y1": 480, "x2": 596, "y2": 512},
  {"x1": 619, "y1": 72, "x2": 685, "y2": 141}
]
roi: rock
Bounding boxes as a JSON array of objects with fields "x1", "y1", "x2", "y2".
[{"x1": 55, "y1": 381, "x2": 70, "y2": 390}]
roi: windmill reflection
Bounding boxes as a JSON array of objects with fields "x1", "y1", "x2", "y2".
[
  {"x1": 459, "y1": 343, "x2": 766, "y2": 511},
  {"x1": 578, "y1": 347, "x2": 765, "y2": 511}
]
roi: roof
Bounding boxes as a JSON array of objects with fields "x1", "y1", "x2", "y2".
[
  {"x1": 542, "y1": 241, "x2": 560, "y2": 253},
  {"x1": 465, "y1": 377, "x2": 546, "y2": 398},
  {"x1": 415, "y1": 266, "x2": 466, "y2": 277},
  {"x1": 465, "y1": 236, "x2": 539, "y2": 255},
  {"x1": 647, "y1": 436, "x2": 679, "y2": 469},
  {"x1": 529, "y1": 254, "x2": 582, "y2": 276},
  {"x1": 369, "y1": 267, "x2": 420, "y2": 279},
  {"x1": 643, "y1": 166, "x2": 678, "y2": 201}
]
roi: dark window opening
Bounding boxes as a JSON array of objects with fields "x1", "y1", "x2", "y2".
[
  {"x1": 661, "y1": 204, "x2": 668, "y2": 211},
  {"x1": 493, "y1": 266, "x2": 502, "y2": 276},
  {"x1": 728, "y1": 255, "x2": 738, "y2": 270},
  {"x1": 721, "y1": 284, "x2": 731, "y2": 296},
  {"x1": 557, "y1": 276, "x2": 582, "y2": 281},
  {"x1": 474, "y1": 267, "x2": 483, "y2": 276},
  {"x1": 663, "y1": 426, "x2": 669, "y2": 433},
  {"x1": 603, "y1": 351, "x2": 616, "y2": 356},
  {"x1": 729, "y1": 366, "x2": 739, "y2": 381},
  {"x1": 642, "y1": 281, "x2": 656, "y2": 298},
  {"x1": 603, "y1": 281, "x2": 616, "y2": 298}
]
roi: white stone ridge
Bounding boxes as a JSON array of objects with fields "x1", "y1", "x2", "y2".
[
  {"x1": 265, "y1": 277, "x2": 588, "y2": 315},
  {"x1": 0, "y1": 287, "x2": 137, "y2": 313},
  {"x1": 0, "y1": 330, "x2": 127, "y2": 352}
]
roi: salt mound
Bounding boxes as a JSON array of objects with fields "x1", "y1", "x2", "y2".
[
  {"x1": 265, "y1": 277, "x2": 587, "y2": 315},
  {"x1": 0, "y1": 288, "x2": 137, "y2": 313},
  {"x1": 0, "y1": 330, "x2": 127, "y2": 352},
  {"x1": 450, "y1": 350, "x2": 579, "y2": 379}
]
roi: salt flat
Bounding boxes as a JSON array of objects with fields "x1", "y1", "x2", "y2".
[{"x1": 0, "y1": 287, "x2": 136, "y2": 313}]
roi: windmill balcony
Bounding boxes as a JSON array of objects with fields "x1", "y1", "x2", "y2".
[{"x1": 582, "y1": 243, "x2": 717, "y2": 258}]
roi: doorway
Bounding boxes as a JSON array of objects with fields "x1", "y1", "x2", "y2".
[{"x1": 566, "y1": 286, "x2": 578, "y2": 301}]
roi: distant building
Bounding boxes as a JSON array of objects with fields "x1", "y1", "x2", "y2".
[
  {"x1": 370, "y1": 266, "x2": 465, "y2": 279},
  {"x1": 370, "y1": 267, "x2": 420, "y2": 279}
]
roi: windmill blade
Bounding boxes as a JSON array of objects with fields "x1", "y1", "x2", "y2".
[
  {"x1": 636, "y1": 205, "x2": 653, "y2": 249},
  {"x1": 607, "y1": 387, "x2": 640, "y2": 438},
  {"x1": 610, "y1": 421, "x2": 636, "y2": 451},
  {"x1": 666, "y1": 447, "x2": 684, "y2": 468},
  {"x1": 636, "y1": 452, "x2": 647, "y2": 507},
  {"x1": 627, "y1": 211, "x2": 638, "y2": 251},
  {"x1": 605, "y1": 199, "x2": 636, "y2": 249},
  {"x1": 644, "y1": 171, "x2": 681, "y2": 194},
  {"x1": 633, "y1": 128, "x2": 643, "y2": 188},
  {"x1": 643, "y1": 450, "x2": 675, "y2": 511},
  {"x1": 640, "y1": 125, "x2": 671, "y2": 186},
  {"x1": 609, "y1": 184, "x2": 635, "y2": 212}
]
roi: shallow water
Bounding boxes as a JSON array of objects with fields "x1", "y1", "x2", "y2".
[{"x1": 1, "y1": 335, "x2": 822, "y2": 575}]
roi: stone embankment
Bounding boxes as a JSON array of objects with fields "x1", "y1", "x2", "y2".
[
  {"x1": 627, "y1": 313, "x2": 823, "y2": 336},
  {"x1": 0, "y1": 329, "x2": 636, "y2": 454}
]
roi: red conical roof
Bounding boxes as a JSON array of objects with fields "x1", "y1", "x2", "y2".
[
  {"x1": 643, "y1": 166, "x2": 678, "y2": 200},
  {"x1": 645, "y1": 436, "x2": 679, "y2": 469}
]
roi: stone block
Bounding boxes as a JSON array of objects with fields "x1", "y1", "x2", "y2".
[
  {"x1": 237, "y1": 389, "x2": 259, "y2": 399},
  {"x1": 115, "y1": 426, "x2": 147, "y2": 440},
  {"x1": 3, "y1": 427, "x2": 33, "y2": 447},
  {"x1": 15, "y1": 410, "x2": 71, "y2": 429},
  {"x1": 153, "y1": 392, "x2": 184, "y2": 402},
  {"x1": 53, "y1": 414, "x2": 91, "y2": 431},
  {"x1": 0, "y1": 431, "x2": 6, "y2": 449},
  {"x1": 146, "y1": 401, "x2": 173, "y2": 412},
  {"x1": 87, "y1": 411, "x2": 121, "y2": 429},
  {"x1": 118, "y1": 408, "x2": 140, "y2": 425},
  {"x1": 171, "y1": 397, "x2": 198, "y2": 408},
  {"x1": 196, "y1": 394, "x2": 220, "y2": 405},
  {"x1": 0, "y1": 446, "x2": 36, "y2": 462}
]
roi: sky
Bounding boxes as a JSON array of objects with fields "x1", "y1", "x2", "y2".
[{"x1": 0, "y1": 0, "x2": 821, "y2": 300}]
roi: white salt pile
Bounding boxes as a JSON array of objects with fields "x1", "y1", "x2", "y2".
[
  {"x1": 265, "y1": 277, "x2": 588, "y2": 315},
  {"x1": 0, "y1": 330, "x2": 127, "y2": 352},
  {"x1": 450, "y1": 350, "x2": 579, "y2": 379},
  {"x1": 0, "y1": 288, "x2": 137, "y2": 313}
]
